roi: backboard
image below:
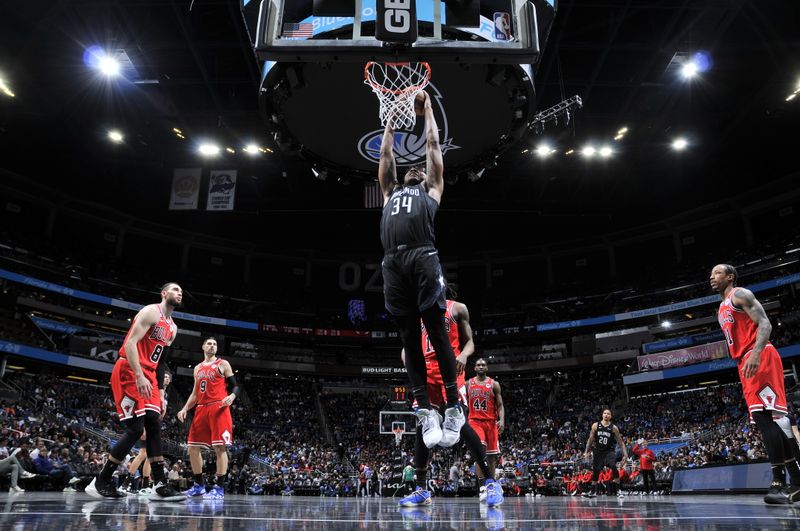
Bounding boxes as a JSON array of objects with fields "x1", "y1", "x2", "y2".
[{"x1": 239, "y1": 0, "x2": 558, "y2": 179}]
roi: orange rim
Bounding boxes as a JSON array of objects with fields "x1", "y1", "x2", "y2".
[{"x1": 364, "y1": 61, "x2": 431, "y2": 95}]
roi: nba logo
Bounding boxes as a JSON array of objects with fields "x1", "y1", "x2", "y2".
[{"x1": 494, "y1": 12, "x2": 512, "y2": 41}]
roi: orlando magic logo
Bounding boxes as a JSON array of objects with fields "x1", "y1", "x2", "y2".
[{"x1": 357, "y1": 82, "x2": 459, "y2": 165}]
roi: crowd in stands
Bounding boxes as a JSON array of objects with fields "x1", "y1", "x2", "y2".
[{"x1": 1, "y1": 355, "x2": 799, "y2": 498}]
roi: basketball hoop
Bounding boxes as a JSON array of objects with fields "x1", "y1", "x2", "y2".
[
  {"x1": 392, "y1": 427, "x2": 404, "y2": 447},
  {"x1": 364, "y1": 62, "x2": 432, "y2": 130}
]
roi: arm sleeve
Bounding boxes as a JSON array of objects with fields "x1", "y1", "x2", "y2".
[
  {"x1": 156, "y1": 348, "x2": 169, "y2": 389},
  {"x1": 226, "y1": 374, "x2": 240, "y2": 396}
]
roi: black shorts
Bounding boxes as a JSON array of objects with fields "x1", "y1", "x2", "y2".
[
  {"x1": 382, "y1": 246, "x2": 446, "y2": 317},
  {"x1": 592, "y1": 449, "x2": 616, "y2": 473}
]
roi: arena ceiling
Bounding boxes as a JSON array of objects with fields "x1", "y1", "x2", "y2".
[{"x1": 0, "y1": 0, "x2": 798, "y2": 255}]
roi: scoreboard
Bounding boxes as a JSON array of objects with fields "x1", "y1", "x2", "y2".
[{"x1": 391, "y1": 384, "x2": 407, "y2": 403}]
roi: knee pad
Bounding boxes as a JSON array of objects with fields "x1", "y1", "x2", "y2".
[
  {"x1": 143, "y1": 411, "x2": 162, "y2": 458},
  {"x1": 775, "y1": 415, "x2": 794, "y2": 440},
  {"x1": 110, "y1": 416, "x2": 145, "y2": 461}
]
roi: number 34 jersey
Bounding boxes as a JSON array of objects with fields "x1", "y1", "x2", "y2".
[
  {"x1": 119, "y1": 304, "x2": 176, "y2": 371},
  {"x1": 467, "y1": 377, "x2": 497, "y2": 421},
  {"x1": 380, "y1": 183, "x2": 439, "y2": 252}
]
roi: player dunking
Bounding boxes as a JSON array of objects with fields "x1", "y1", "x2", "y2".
[
  {"x1": 379, "y1": 90, "x2": 465, "y2": 448},
  {"x1": 178, "y1": 337, "x2": 239, "y2": 500},
  {"x1": 467, "y1": 358, "x2": 505, "y2": 502},
  {"x1": 86, "y1": 283, "x2": 185, "y2": 501},
  {"x1": 711, "y1": 264, "x2": 800, "y2": 504},
  {"x1": 399, "y1": 287, "x2": 504, "y2": 507},
  {"x1": 583, "y1": 409, "x2": 628, "y2": 498}
]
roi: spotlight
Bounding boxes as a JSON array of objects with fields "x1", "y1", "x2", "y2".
[
  {"x1": 0, "y1": 75, "x2": 14, "y2": 98},
  {"x1": 312, "y1": 166, "x2": 328, "y2": 181},
  {"x1": 617, "y1": 126, "x2": 628, "y2": 135},
  {"x1": 581, "y1": 146, "x2": 596, "y2": 158},
  {"x1": 98, "y1": 56, "x2": 121, "y2": 77},
  {"x1": 787, "y1": 93, "x2": 797, "y2": 102},
  {"x1": 599, "y1": 146, "x2": 613, "y2": 158},
  {"x1": 226, "y1": 147, "x2": 235, "y2": 154},
  {"x1": 661, "y1": 320, "x2": 672, "y2": 328},
  {"x1": 198, "y1": 143, "x2": 220, "y2": 156},
  {"x1": 107, "y1": 130, "x2": 124, "y2": 143},
  {"x1": 680, "y1": 61, "x2": 698, "y2": 79},
  {"x1": 565, "y1": 149, "x2": 574, "y2": 155},
  {"x1": 535, "y1": 143, "x2": 554, "y2": 158},
  {"x1": 244, "y1": 144, "x2": 260, "y2": 155},
  {"x1": 672, "y1": 137, "x2": 689, "y2": 151}
]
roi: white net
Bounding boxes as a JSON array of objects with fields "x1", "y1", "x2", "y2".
[
  {"x1": 393, "y1": 428, "x2": 404, "y2": 446},
  {"x1": 364, "y1": 62, "x2": 431, "y2": 130}
]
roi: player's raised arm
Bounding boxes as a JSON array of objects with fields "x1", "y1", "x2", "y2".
[
  {"x1": 420, "y1": 91, "x2": 444, "y2": 203},
  {"x1": 378, "y1": 122, "x2": 398, "y2": 204}
]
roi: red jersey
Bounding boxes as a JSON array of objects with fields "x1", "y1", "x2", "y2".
[
  {"x1": 119, "y1": 304, "x2": 176, "y2": 371},
  {"x1": 421, "y1": 299, "x2": 461, "y2": 361},
  {"x1": 717, "y1": 288, "x2": 769, "y2": 361},
  {"x1": 467, "y1": 376, "x2": 497, "y2": 421},
  {"x1": 632, "y1": 444, "x2": 656, "y2": 471},
  {"x1": 195, "y1": 358, "x2": 228, "y2": 405}
]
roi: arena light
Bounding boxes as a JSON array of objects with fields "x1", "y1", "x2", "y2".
[
  {"x1": 67, "y1": 375, "x2": 98, "y2": 383},
  {"x1": 680, "y1": 61, "x2": 698, "y2": 79},
  {"x1": 581, "y1": 145, "x2": 596, "y2": 158},
  {"x1": 0, "y1": 75, "x2": 14, "y2": 98},
  {"x1": 565, "y1": 149, "x2": 574, "y2": 155},
  {"x1": 198, "y1": 143, "x2": 221, "y2": 157},
  {"x1": 599, "y1": 146, "x2": 613, "y2": 158},
  {"x1": 226, "y1": 147, "x2": 235, "y2": 154},
  {"x1": 172, "y1": 127, "x2": 183, "y2": 135},
  {"x1": 661, "y1": 320, "x2": 672, "y2": 328},
  {"x1": 107, "y1": 130, "x2": 124, "y2": 143},
  {"x1": 672, "y1": 137, "x2": 689, "y2": 151},
  {"x1": 244, "y1": 144, "x2": 261, "y2": 155},
  {"x1": 98, "y1": 55, "x2": 121, "y2": 77},
  {"x1": 535, "y1": 143, "x2": 555, "y2": 158},
  {"x1": 788, "y1": 93, "x2": 797, "y2": 102}
]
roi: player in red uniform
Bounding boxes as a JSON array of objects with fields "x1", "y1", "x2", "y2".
[
  {"x1": 711, "y1": 264, "x2": 800, "y2": 504},
  {"x1": 86, "y1": 282, "x2": 185, "y2": 501},
  {"x1": 399, "y1": 287, "x2": 504, "y2": 507},
  {"x1": 467, "y1": 358, "x2": 505, "y2": 502},
  {"x1": 631, "y1": 439, "x2": 656, "y2": 494},
  {"x1": 178, "y1": 337, "x2": 239, "y2": 500}
]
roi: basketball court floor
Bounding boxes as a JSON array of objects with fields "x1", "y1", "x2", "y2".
[{"x1": 1, "y1": 493, "x2": 797, "y2": 529}]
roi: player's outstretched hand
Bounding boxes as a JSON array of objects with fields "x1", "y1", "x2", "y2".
[{"x1": 177, "y1": 409, "x2": 187, "y2": 423}]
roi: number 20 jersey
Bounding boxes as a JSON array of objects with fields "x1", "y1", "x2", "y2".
[
  {"x1": 467, "y1": 377, "x2": 497, "y2": 422},
  {"x1": 119, "y1": 304, "x2": 175, "y2": 371}
]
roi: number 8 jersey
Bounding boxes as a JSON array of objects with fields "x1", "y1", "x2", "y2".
[
  {"x1": 119, "y1": 304, "x2": 176, "y2": 371},
  {"x1": 467, "y1": 376, "x2": 497, "y2": 421}
]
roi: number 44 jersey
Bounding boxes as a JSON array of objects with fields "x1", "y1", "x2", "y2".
[{"x1": 467, "y1": 377, "x2": 497, "y2": 421}]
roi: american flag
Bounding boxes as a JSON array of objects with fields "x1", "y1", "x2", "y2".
[
  {"x1": 282, "y1": 23, "x2": 313, "y2": 39},
  {"x1": 364, "y1": 181, "x2": 383, "y2": 209}
]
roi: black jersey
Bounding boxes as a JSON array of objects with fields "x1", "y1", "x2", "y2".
[
  {"x1": 380, "y1": 184, "x2": 438, "y2": 252},
  {"x1": 594, "y1": 422, "x2": 616, "y2": 452}
]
